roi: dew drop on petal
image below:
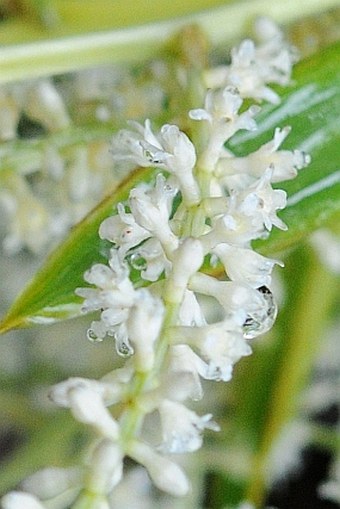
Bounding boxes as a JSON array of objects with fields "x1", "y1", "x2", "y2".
[
  {"x1": 243, "y1": 286, "x2": 277, "y2": 339},
  {"x1": 116, "y1": 340, "x2": 134, "y2": 358},
  {"x1": 258, "y1": 285, "x2": 277, "y2": 312},
  {"x1": 129, "y1": 252, "x2": 147, "y2": 271},
  {"x1": 87, "y1": 329, "x2": 104, "y2": 343}
]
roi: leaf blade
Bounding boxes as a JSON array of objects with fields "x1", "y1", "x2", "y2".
[
  {"x1": 0, "y1": 166, "x2": 156, "y2": 333},
  {"x1": 1, "y1": 42, "x2": 340, "y2": 333}
]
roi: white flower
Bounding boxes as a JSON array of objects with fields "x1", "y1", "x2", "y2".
[
  {"x1": 254, "y1": 16, "x2": 298, "y2": 83},
  {"x1": 23, "y1": 79, "x2": 70, "y2": 131},
  {"x1": 0, "y1": 186, "x2": 50, "y2": 255},
  {"x1": 108, "y1": 467, "x2": 155, "y2": 509},
  {"x1": 189, "y1": 273, "x2": 258, "y2": 322},
  {"x1": 164, "y1": 238, "x2": 204, "y2": 304},
  {"x1": 77, "y1": 248, "x2": 166, "y2": 359},
  {"x1": 171, "y1": 319, "x2": 251, "y2": 382},
  {"x1": 195, "y1": 322, "x2": 251, "y2": 372},
  {"x1": 99, "y1": 176, "x2": 177, "y2": 279},
  {"x1": 204, "y1": 18, "x2": 297, "y2": 104},
  {"x1": 49, "y1": 378, "x2": 120, "y2": 439},
  {"x1": 112, "y1": 119, "x2": 194, "y2": 171},
  {"x1": 130, "y1": 441, "x2": 190, "y2": 497},
  {"x1": 126, "y1": 289, "x2": 164, "y2": 371},
  {"x1": 218, "y1": 126, "x2": 311, "y2": 183},
  {"x1": 132, "y1": 237, "x2": 172, "y2": 282},
  {"x1": 235, "y1": 168, "x2": 287, "y2": 232},
  {"x1": 200, "y1": 169, "x2": 287, "y2": 249},
  {"x1": 189, "y1": 87, "x2": 259, "y2": 172},
  {"x1": 158, "y1": 399, "x2": 219, "y2": 453},
  {"x1": 178, "y1": 290, "x2": 206, "y2": 327},
  {"x1": 128, "y1": 174, "x2": 178, "y2": 254},
  {"x1": 99, "y1": 203, "x2": 150, "y2": 258},
  {"x1": 140, "y1": 123, "x2": 200, "y2": 206},
  {"x1": 20, "y1": 467, "x2": 82, "y2": 501},
  {"x1": 110, "y1": 119, "x2": 158, "y2": 168},
  {"x1": 1, "y1": 492, "x2": 45, "y2": 509},
  {"x1": 76, "y1": 251, "x2": 134, "y2": 313},
  {"x1": 85, "y1": 439, "x2": 124, "y2": 495},
  {"x1": 111, "y1": 120, "x2": 200, "y2": 205},
  {"x1": 201, "y1": 205, "x2": 264, "y2": 250},
  {"x1": 190, "y1": 86, "x2": 242, "y2": 125},
  {"x1": 165, "y1": 345, "x2": 206, "y2": 401},
  {"x1": 223, "y1": 39, "x2": 283, "y2": 103},
  {"x1": 213, "y1": 244, "x2": 282, "y2": 287},
  {"x1": 76, "y1": 250, "x2": 137, "y2": 346},
  {"x1": 189, "y1": 274, "x2": 277, "y2": 339},
  {"x1": 141, "y1": 123, "x2": 196, "y2": 174}
]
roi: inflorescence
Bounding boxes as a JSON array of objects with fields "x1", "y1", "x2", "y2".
[{"x1": 1, "y1": 18, "x2": 311, "y2": 509}]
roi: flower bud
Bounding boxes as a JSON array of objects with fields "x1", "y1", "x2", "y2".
[
  {"x1": 130, "y1": 442, "x2": 190, "y2": 497},
  {"x1": 1, "y1": 492, "x2": 45, "y2": 509},
  {"x1": 85, "y1": 440, "x2": 123, "y2": 495},
  {"x1": 21, "y1": 467, "x2": 81, "y2": 500},
  {"x1": 165, "y1": 238, "x2": 203, "y2": 303},
  {"x1": 24, "y1": 80, "x2": 70, "y2": 131}
]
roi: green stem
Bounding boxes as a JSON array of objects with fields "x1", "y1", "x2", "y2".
[
  {"x1": 119, "y1": 300, "x2": 181, "y2": 449},
  {"x1": 245, "y1": 246, "x2": 338, "y2": 507},
  {"x1": 0, "y1": 124, "x2": 114, "y2": 176},
  {"x1": 1, "y1": 0, "x2": 339, "y2": 83}
]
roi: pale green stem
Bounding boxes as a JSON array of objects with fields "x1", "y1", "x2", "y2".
[
  {"x1": 1, "y1": 0, "x2": 339, "y2": 83},
  {"x1": 244, "y1": 249, "x2": 338, "y2": 507},
  {"x1": 118, "y1": 300, "x2": 182, "y2": 451},
  {"x1": 0, "y1": 124, "x2": 114, "y2": 175},
  {"x1": 71, "y1": 492, "x2": 101, "y2": 509}
]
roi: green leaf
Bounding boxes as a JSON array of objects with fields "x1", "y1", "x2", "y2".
[
  {"x1": 0, "y1": 167, "x2": 156, "y2": 333},
  {"x1": 209, "y1": 246, "x2": 339, "y2": 507},
  {"x1": 232, "y1": 42, "x2": 340, "y2": 255},
  {"x1": 1, "y1": 42, "x2": 340, "y2": 334}
]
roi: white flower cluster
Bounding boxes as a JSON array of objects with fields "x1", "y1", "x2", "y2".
[
  {"x1": 0, "y1": 64, "x2": 165, "y2": 255},
  {"x1": 2, "y1": 19, "x2": 310, "y2": 509},
  {"x1": 204, "y1": 17, "x2": 298, "y2": 104},
  {"x1": 0, "y1": 78, "x2": 115, "y2": 255}
]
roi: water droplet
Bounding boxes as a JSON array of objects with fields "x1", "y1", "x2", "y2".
[
  {"x1": 143, "y1": 148, "x2": 161, "y2": 164},
  {"x1": 116, "y1": 340, "x2": 134, "y2": 358},
  {"x1": 129, "y1": 252, "x2": 147, "y2": 271},
  {"x1": 243, "y1": 286, "x2": 277, "y2": 340},
  {"x1": 87, "y1": 329, "x2": 104, "y2": 343}
]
